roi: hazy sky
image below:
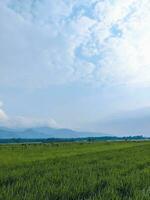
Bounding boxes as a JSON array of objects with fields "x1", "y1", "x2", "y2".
[{"x1": 0, "y1": 0, "x2": 150, "y2": 136}]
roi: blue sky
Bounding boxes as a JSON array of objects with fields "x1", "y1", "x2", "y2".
[{"x1": 0, "y1": 0, "x2": 150, "y2": 136}]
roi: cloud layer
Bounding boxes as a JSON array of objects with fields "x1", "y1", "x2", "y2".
[
  {"x1": 87, "y1": 106, "x2": 150, "y2": 136},
  {"x1": 0, "y1": 116, "x2": 58, "y2": 128},
  {"x1": 0, "y1": 109, "x2": 8, "y2": 121},
  {"x1": 0, "y1": 101, "x2": 8, "y2": 121},
  {"x1": 0, "y1": 101, "x2": 57, "y2": 128},
  {"x1": 0, "y1": 0, "x2": 150, "y2": 88}
]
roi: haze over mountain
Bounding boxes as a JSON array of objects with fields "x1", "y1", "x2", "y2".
[
  {"x1": 85, "y1": 107, "x2": 150, "y2": 137},
  {"x1": 0, "y1": 127, "x2": 110, "y2": 139}
]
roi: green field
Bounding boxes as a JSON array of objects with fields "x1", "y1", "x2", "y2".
[{"x1": 0, "y1": 141, "x2": 150, "y2": 200}]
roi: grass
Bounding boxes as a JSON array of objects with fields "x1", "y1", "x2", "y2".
[{"x1": 0, "y1": 141, "x2": 149, "y2": 200}]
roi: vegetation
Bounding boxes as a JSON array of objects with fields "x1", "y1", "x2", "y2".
[
  {"x1": 0, "y1": 141, "x2": 149, "y2": 200},
  {"x1": 0, "y1": 135, "x2": 148, "y2": 144}
]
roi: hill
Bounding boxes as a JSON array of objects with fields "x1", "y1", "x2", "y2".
[{"x1": 0, "y1": 127, "x2": 110, "y2": 139}]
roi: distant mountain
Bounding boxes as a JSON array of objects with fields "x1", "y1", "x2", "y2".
[{"x1": 0, "y1": 127, "x2": 110, "y2": 139}]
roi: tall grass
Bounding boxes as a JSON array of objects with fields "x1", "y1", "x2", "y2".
[{"x1": 0, "y1": 141, "x2": 149, "y2": 200}]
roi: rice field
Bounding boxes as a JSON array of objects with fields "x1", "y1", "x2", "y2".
[{"x1": 0, "y1": 141, "x2": 150, "y2": 200}]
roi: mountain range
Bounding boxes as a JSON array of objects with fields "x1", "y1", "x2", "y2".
[{"x1": 0, "y1": 127, "x2": 110, "y2": 139}]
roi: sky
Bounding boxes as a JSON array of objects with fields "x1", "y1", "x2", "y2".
[{"x1": 0, "y1": 0, "x2": 150, "y2": 136}]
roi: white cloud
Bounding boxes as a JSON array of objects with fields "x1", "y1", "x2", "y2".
[
  {"x1": 0, "y1": 109, "x2": 8, "y2": 121},
  {"x1": 1, "y1": 116, "x2": 58, "y2": 128},
  {"x1": 0, "y1": 101, "x2": 57, "y2": 128},
  {"x1": 0, "y1": 1, "x2": 75, "y2": 88},
  {"x1": 92, "y1": 0, "x2": 150, "y2": 87},
  {"x1": 0, "y1": 0, "x2": 150, "y2": 88},
  {"x1": 0, "y1": 101, "x2": 8, "y2": 121}
]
